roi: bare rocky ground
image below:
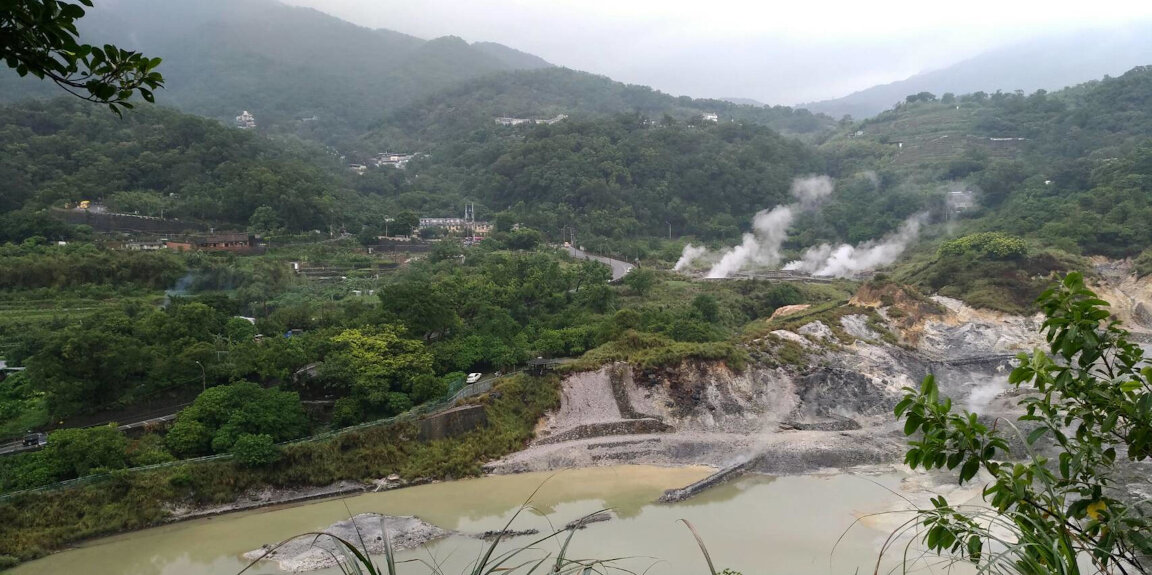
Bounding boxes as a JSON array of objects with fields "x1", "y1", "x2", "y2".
[
  {"x1": 489, "y1": 271, "x2": 1152, "y2": 479},
  {"x1": 243, "y1": 514, "x2": 451, "y2": 572}
]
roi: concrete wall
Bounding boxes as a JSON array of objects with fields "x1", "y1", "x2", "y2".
[
  {"x1": 416, "y1": 404, "x2": 488, "y2": 441},
  {"x1": 533, "y1": 418, "x2": 671, "y2": 446}
]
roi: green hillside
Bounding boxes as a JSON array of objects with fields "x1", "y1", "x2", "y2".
[
  {"x1": 0, "y1": 99, "x2": 362, "y2": 235},
  {"x1": 374, "y1": 67, "x2": 836, "y2": 147},
  {"x1": 0, "y1": 0, "x2": 552, "y2": 146},
  {"x1": 817, "y1": 67, "x2": 1152, "y2": 309},
  {"x1": 823, "y1": 66, "x2": 1152, "y2": 178}
]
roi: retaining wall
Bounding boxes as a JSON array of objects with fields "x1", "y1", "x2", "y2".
[{"x1": 416, "y1": 404, "x2": 488, "y2": 441}]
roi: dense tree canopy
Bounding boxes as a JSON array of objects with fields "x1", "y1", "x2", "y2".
[{"x1": 165, "y1": 382, "x2": 308, "y2": 457}]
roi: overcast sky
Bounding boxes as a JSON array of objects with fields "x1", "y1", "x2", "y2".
[{"x1": 285, "y1": 0, "x2": 1152, "y2": 104}]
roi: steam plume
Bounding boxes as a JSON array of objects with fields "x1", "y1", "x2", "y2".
[
  {"x1": 783, "y1": 213, "x2": 926, "y2": 278},
  {"x1": 706, "y1": 206, "x2": 793, "y2": 278},
  {"x1": 701, "y1": 176, "x2": 833, "y2": 278},
  {"x1": 789, "y1": 175, "x2": 834, "y2": 209},
  {"x1": 674, "y1": 243, "x2": 709, "y2": 271}
]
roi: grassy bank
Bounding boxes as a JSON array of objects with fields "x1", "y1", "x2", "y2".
[{"x1": 0, "y1": 374, "x2": 559, "y2": 567}]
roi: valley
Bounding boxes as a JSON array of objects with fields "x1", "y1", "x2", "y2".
[{"x1": 1, "y1": 1, "x2": 1152, "y2": 573}]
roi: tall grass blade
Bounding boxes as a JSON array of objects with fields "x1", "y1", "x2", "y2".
[{"x1": 678, "y1": 519, "x2": 717, "y2": 575}]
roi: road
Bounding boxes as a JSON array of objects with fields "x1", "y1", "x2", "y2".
[
  {"x1": 0, "y1": 441, "x2": 29, "y2": 456},
  {"x1": 565, "y1": 246, "x2": 634, "y2": 281}
]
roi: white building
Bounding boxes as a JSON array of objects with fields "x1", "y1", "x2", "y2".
[
  {"x1": 701, "y1": 113, "x2": 719, "y2": 122},
  {"x1": 235, "y1": 111, "x2": 256, "y2": 129},
  {"x1": 948, "y1": 190, "x2": 976, "y2": 212},
  {"x1": 373, "y1": 153, "x2": 417, "y2": 169},
  {"x1": 495, "y1": 117, "x2": 535, "y2": 126},
  {"x1": 418, "y1": 217, "x2": 492, "y2": 235},
  {"x1": 495, "y1": 114, "x2": 568, "y2": 126}
]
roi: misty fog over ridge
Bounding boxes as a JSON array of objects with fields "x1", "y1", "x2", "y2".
[
  {"x1": 287, "y1": 0, "x2": 1152, "y2": 108},
  {"x1": 4, "y1": 0, "x2": 1149, "y2": 125},
  {"x1": 804, "y1": 21, "x2": 1152, "y2": 118}
]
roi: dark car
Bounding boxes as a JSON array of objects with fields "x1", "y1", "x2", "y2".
[{"x1": 22, "y1": 432, "x2": 47, "y2": 447}]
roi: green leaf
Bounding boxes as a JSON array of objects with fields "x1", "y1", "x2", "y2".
[
  {"x1": 903, "y1": 413, "x2": 921, "y2": 436},
  {"x1": 894, "y1": 397, "x2": 913, "y2": 417},
  {"x1": 966, "y1": 535, "x2": 982, "y2": 561},
  {"x1": 960, "y1": 457, "x2": 980, "y2": 483}
]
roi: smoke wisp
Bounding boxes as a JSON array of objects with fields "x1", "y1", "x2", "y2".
[
  {"x1": 706, "y1": 205, "x2": 793, "y2": 278},
  {"x1": 789, "y1": 175, "x2": 834, "y2": 209},
  {"x1": 783, "y1": 213, "x2": 926, "y2": 278},
  {"x1": 696, "y1": 176, "x2": 834, "y2": 278},
  {"x1": 674, "y1": 243, "x2": 709, "y2": 271}
]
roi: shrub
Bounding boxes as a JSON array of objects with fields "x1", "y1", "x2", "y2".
[
  {"x1": 622, "y1": 268, "x2": 657, "y2": 296},
  {"x1": 126, "y1": 434, "x2": 175, "y2": 466},
  {"x1": 691, "y1": 294, "x2": 720, "y2": 322},
  {"x1": 43, "y1": 425, "x2": 128, "y2": 479},
  {"x1": 165, "y1": 419, "x2": 213, "y2": 458},
  {"x1": 892, "y1": 273, "x2": 1152, "y2": 572},
  {"x1": 230, "y1": 434, "x2": 280, "y2": 467},
  {"x1": 1135, "y1": 248, "x2": 1152, "y2": 277},
  {"x1": 938, "y1": 232, "x2": 1028, "y2": 260},
  {"x1": 166, "y1": 382, "x2": 309, "y2": 457},
  {"x1": 330, "y1": 397, "x2": 365, "y2": 427}
]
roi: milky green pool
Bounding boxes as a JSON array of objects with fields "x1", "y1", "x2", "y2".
[{"x1": 11, "y1": 465, "x2": 955, "y2": 575}]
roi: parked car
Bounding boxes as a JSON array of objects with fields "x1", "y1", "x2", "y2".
[
  {"x1": 466, "y1": 372, "x2": 483, "y2": 384},
  {"x1": 22, "y1": 432, "x2": 47, "y2": 447}
]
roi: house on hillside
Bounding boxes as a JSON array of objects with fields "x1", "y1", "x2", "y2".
[
  {"x1": 495, "y1": 117, "x2": 534, "y2": 126},
  {"x1": 123, "y1": 240, "x2": 168, "y2": 251},
  {"x1": 700, "y1": 113, "x2": 719, "y2": 122},
  {"x1": 167, "y1": 233, "x2": 260, "y2": 253},
  {"x1": 494, "y1": 114, "x2": 568, "y2": 126},
  {"x1": 948, "y1": 190, "x2": 976, "y2": 212},
  {"x1": 373, "y1": 153, "x2": 417, "y2": 169},
  {"x1": 418, "y1": 217, "x2": 492, "y2": 236},
  {"x1": 235, "y1": 111, "x2": 256, "y2": 129}
]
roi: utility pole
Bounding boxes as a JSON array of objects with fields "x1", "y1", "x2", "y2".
[
  {"x1": 194, "y1": 361, "x2": 206, "y2": 392},
  {"x1": 666, "y1": 221, "x2": 671, "y2": 240}
]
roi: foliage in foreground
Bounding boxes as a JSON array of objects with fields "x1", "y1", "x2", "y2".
[
  {"x1": 241, "y1": 505, "x2": 734, "y2": 575},
  {"x1": 894, "y1": 272, "x2": 1152, "y2": 574},
  {"x1": 1, "y1": 0, "x2": 164, "y2": 112}
]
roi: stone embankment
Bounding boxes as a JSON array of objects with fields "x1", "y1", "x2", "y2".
[{"x1": 658, "y1": 458, "x2": 756, "y2": 502}]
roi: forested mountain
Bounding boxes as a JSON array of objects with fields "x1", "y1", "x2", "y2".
[
  {"x1": 414, "y1": 115, "x2": 823, "y2": 242},
  {"x1": 0, "y1": 96, "x2": 842, "y2": 259},
  {"x1": 0, "y1": 0, "x2": 552, "y2": 145},
  {"x1": 368, "y1": 68, "x2": 837, "y2": 149},
  {"x1": 803, "y1": 22, "x2": 1152, "y2": 119},
  {"x1": 0, "y1": 99, "x2": 366, "y2": 235},
  {"x1": 7, "y1": 65, "x2": 1150, "y2": 261},
  {"x1": 0, "y1": 0, "x2": 837, "y2": 151},
  {"x1": 825, "y1": 66, "x2": 1152, "y2": 178},
  {"x1": 813, "y1": 66, "x2": 1152, "y2": 309}
]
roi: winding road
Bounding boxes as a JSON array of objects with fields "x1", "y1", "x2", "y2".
[{"x1": 565, "y1": 246, "x2": 634, "y2": 281}]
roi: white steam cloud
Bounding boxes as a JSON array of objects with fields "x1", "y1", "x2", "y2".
[
  {"x1": 789, "y1": 175, "x2": 834, "y2": 209},
  {"x1": 783, "y1": 213, "x2": 926, "y2": 278},
  {"x1": 697, "y1": 176, "x2": 834, "y2": 278},
  {"x1": 674, "y1": 243, "x2": 709, "y2": 271},
  {"x1": 706, "y1": 205, "x2": 794, "y2": 278}
]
